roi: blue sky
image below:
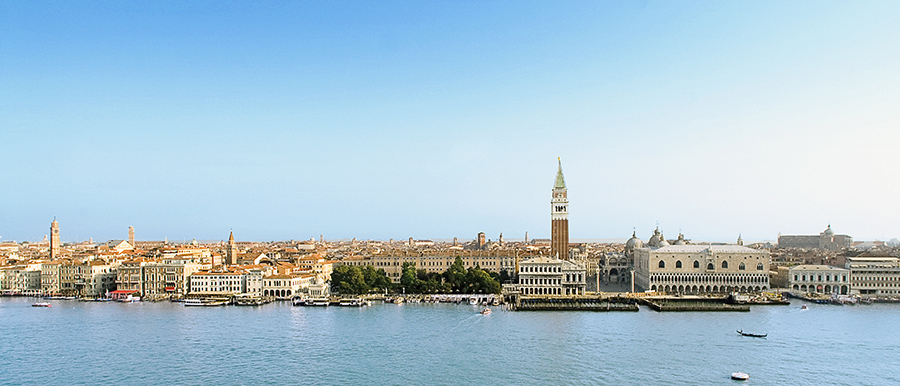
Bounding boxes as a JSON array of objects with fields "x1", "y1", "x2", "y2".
[{"x1": 2, "y1": 1, "x2": 899, "y2": 243}]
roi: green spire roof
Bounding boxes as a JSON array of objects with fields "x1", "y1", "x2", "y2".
[{"x1": 554, "y1": 157, "x2": 566, "y2": 189}]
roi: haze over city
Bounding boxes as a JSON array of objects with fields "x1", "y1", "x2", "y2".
[{"x1": 2, "y1": 1, "x2": 899, "y2": 243}]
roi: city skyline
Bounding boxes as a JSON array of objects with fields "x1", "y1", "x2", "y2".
[{"x1": 3, "y1": 2, "x2": 899, "y2": 242}]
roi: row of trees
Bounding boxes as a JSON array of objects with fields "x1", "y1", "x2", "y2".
[
  {"x1": 331, "y1": 257, "x2": 504, "y2": 295},
  {"x1": 330, "y1": 265, "x2": 394, "y2": 295}
]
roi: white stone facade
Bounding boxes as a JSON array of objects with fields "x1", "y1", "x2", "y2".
[{"x1": 634, "y1": 245, "x2": 770, "y2": 294}]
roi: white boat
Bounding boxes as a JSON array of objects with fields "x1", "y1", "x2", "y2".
[
  {"x1": 291, "y1": 297, "x2": 307, "y2": 306},
  {"x1": 339, "y1": 298, "x2": 368, "y2": 307},
  {"x1": 731, "y1": 372, "x2": 749, "y2": 381},
  {"x1": 480, "y1": 307, "x2": 492, "y2": 315},
  {"x1": 184, "y1": 299, "x2": 227, "y2": 307},
  {"x1": 306, "y1": 298, "x2": 330, "y2": 306},
  {"x1": 32, "y1": 302, "x2": 52, "y2": 307},
  {"x1": 469, "y1": 298, "x2": 478, "y2": 305}
]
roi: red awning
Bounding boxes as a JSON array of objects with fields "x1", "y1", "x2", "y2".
[
  {"x1": 165, "y1": 287, "x2": 175, "y2": 291},
  {"x1": 110, "y1": 290, "x2": 139, "y2": 294}
]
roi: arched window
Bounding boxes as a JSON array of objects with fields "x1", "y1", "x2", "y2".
[
  {"x1": 707, "y1": 263, "x2": 714, "y2": 270},
  {"x1": 757, "y1": 263, "x2": 764, "y2": 271},
  {"x1": 739, "y1": 263, "x2": 746, "y2": 270},
  {"x1": 658, "y1": 260, "x2": 665, "y2": 269},
  {"x1": 675, "y1": 260, "x2": 682, "y2": 269},
  {"x1": 721, "y1": 261, "x2": 728, "y2": 269},
  {"x1": 693, "y1": 260, "x2": 700, "y2": 269}
]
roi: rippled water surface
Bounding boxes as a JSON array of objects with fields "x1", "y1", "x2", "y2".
[{"x1": 2, "y1": 297, "x2": 899, "y2": 385}]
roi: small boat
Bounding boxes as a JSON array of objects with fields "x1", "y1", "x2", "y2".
[
  {"x1": 291, "y1": 297, "x2": 307, "y2": 306},
  {"x1": 737, "y1": 330, "x2": 767, "y2": 338},
  {"x1": 480, "y1": 307, "x2": 492, "y2": 315},
  {"x1": 32, "y1": 302, "x2": 52, "y2": 307},
  {"x1": 394, "y1": 297, "x2": 404, "y2": 304},
  {"x1": 731, "y1": 372, "x2": 749, "y2": 381},
  {"x1": 801, "y1": 304, "x2": 808, "y2": 310},
  {"x1": 469, "y1": 298, "x2": 478, "y2": 305}
]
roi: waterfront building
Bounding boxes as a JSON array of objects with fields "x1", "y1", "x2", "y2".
[
  {"x1": 50, "y1": 219, "x2": 60, "y2": 260},
  {"x1": 262, "y1": 273, "x2": 314, "y2": 299},
  {"x1": 550, "y1": 158, "x2": 569, "y2": 260},
  {"x1": 787, "y1": 265, "x2": 850, "y2": 295},
  {"x1": 116, "y1": 260, "x2": 145, "y2": 294},
  {"x1": 142, "y1": 258, "x2": 206, "y2": 297},
  {"x1": 778, "y1": 225, "x2": 852, "y2": 250},
  {"x1": 845, "y1": 257, "x2": 900, "y2": 297},
  {"x1": 40, "y1": 260, "x2": 63, "y2": 295},
  {"x1": 58, "y1": 261, "x2": 116, "y2": 297},
  {"x1": 517, "y1": 256, "x2": 586, "y2": 296},
  {"x1": 634, "y1": 244, "x2": 770, "y2": 294},
  {"x1": 338, "y1": 250, "x2": 519, "y2": 283},
  {"x1": 188, "y1": 271, "x2": 248, "y2": 295}
]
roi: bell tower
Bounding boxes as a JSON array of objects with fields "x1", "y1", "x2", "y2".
[{"x1": 551, "y1": 158, "x2": 569, "y2": 260}]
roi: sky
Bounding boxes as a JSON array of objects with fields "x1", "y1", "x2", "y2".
[{"x1": 2, "y1": 1, "x2": 899, "y2": 244}]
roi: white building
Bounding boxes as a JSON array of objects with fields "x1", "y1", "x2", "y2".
[
  {"x1": 788, "y1": 265, "x2": 850, "y2": 295},
  {"x1": 634, "y1": 244, "x2": 770, "y2": 294},
  {"x1": 189, "y1": 271, "x2": 247, "y2": 295},
  {"x1": 846, "y1": 257, "x2": 900, "y2": 297},
  {"x1": 517, "y1": 256, "x2": 587, "y2": 296}
]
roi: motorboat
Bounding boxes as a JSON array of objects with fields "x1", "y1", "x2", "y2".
[
  {"x1": 291, "y1": 297, "x2": 306, "y2": 306},
  {"x1": 469, "y1": 297, "x2": 478, "y2": 305},
  {"x1": 801, "y1": 304, "x2": 808, "y2": 310},
  {"x1": 731, "y1": 372, "x2": 749, "y2": 381},
  {"x1": 480, "y1": 307, "x2": 492, "y2": 315},
  {"x1": 737, "y1": 330, "x2": 767, "y2": 338},
  {"x1": 32, "y1": 302, "x2": 52, "y2": 307}
]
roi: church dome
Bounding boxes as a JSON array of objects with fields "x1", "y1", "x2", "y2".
[
  {"x1": 674, "y1": 233, "x2": 686, "y2": 245},
  {"x1": 626, "y1": 232, "x2": 643, "y2": 250},
  {"x1": 648, "y1": 228, "x2": 661, "y2": 247},
  {"x1": 823, "y1": 225, "x2": 835, "y2": 237},
  {"x1": 657, "y1": 232, "x2": 670, "y2": 247}
]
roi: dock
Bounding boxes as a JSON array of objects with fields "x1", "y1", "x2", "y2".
[{"x1": 508, "y1": 295, "x2": 639, "y2": 311}]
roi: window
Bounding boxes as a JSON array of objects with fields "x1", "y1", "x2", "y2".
[
  {"x1": 739, "y1": 263, "x2": 745, "y2": 270},
  {"x1": 675, "y1": 260, "x2": 682, "y2": 269},
  {"x1": 707, "y1": 263, "x2": 714, "y2": 270},
  {"x1": 758, "y1": 263, "x2": 764, "y2": 271},
  {"x1": 658, "y1": 261, "x2": 665, "y2": 269},
  {"x1": 721, "y1": 261, "x2": 728, "y2": 269},
  {"x1": 693, "y1": 260, "x2": 700, "y2": 269}
]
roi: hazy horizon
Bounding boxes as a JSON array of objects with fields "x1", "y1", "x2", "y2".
[{"x1": 3, "y1": 2, "x2": 899, "y2": 243}]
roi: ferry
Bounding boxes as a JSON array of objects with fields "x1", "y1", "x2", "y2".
[
  {"x1": 32, "y1": 302, "x2": 52, "y2": 307},
  {"x1": 183, "y1": 299, "x2": 228, "y2": 307},
  {"x1": 306, "y1": 298, "x2": 330, "y2": 307},
  {"x1": 339, "y1": 298, "x2": 369, "y2": 307}
]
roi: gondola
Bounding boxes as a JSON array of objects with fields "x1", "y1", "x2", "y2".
[{"x1": 737, "y1": 330, "x2": 767, "y2": 338}]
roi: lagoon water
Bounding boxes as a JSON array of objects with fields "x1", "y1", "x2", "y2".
[{"x1": 2, "y1": 297, "x2": 899, "y2": 385}]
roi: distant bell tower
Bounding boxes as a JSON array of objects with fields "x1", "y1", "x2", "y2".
[
  {"x1": 551, "y1": 158, "x2": 569, "y2": 260},
  {"x1": 50, "y1": 218, "x2": 60, "y2": 260},
  {"x1": 226, "y1": 231, "x2": 236, "y2": 265},
  {"x1": 128, "y1": 226, "x2": 135, "y2": 247}
]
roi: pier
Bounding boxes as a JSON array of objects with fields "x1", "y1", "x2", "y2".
[{"x1": 508, "y1": 294, "x2": 639, "y2": 311}]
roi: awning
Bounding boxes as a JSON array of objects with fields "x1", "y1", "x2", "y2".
[
  {"x1": 165, "y1": 287, "x2": 175, "y2": 291},
  {"x1": 110, "y1": 290, "x2": 139, "y2": 294}
]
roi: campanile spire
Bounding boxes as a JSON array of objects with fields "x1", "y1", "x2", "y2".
[{"x1": 551, "y1": 158, "x2": 569, "y2": 260}]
